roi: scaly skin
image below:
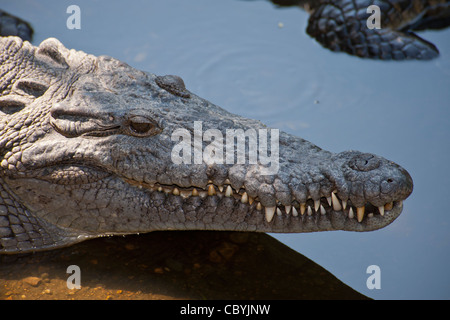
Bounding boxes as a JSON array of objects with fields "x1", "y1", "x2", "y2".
[
  {"x1": 273, "y1": 0, "x2": 450, "y2": 60},
  {"x1": 0, "y1": 37, "x2": 413, "y2": 253}
]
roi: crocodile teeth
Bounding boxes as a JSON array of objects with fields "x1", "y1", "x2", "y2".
[
  {"x1": 218, "y1": 185, "x2": 224, "y2": 192},
  {"x1": 348, "y1": 207, "x2": 354, "y2": 219},
  {"x1": 384, "y1": 202, "x2": 393, "y2": 211},
  {"x1": 292, "y1": 206, "x2": 298, "y2": 217},
  {"x1": 314, "y1": 200, "x2": 320, "y2": 212},
  {"x1": 307, "y1": 206, "x2": 312, "y2": 216},
  {"x1": 248, "y1": 196, "x2": 254, "y2": 205},
  {"x1": 285, "y1": 205, "x2": 291, "y2": 214},
  {"x1": 276, "y1": 207, "x2": 282, "y2": 216},
  {"x1": 378, "y1": 206, "x2": 384, "y2": 216},
  {"x1": 180, "y1": 190, "x2": 191, "y2": 198},
  {"x1": 241, "y1": 192, "x2": 248, "y2": 204},
  {"x1": 256, "y1": 202, "x2": 262, "y2": 211},
  {"x1": 320, "y1": 204, "x2": 326, "y2": 215},
  {"x1": 331, "y1": 192, "x2": 342, "y2": 211},
  {"x1": 265, "y1": 206, "x2": 276, "y2": 222},
  {"x1": 191, "y1": 188, "x2": 199, "y2": 196},
  {"x1": 172, "y1": 187, "x2": 180, "y2": 196},
  {"x1": 326, "y1": 196, "x2": 332, "y2": 206},
  {"x1": 357, "y1": 206, "x2": 365, "y2": 222},
  {"x1": 300, "y1": 203, "x2": 306, "y2": 216},
  {"x1": 342, "y1": 200, "x2": 347, "y2": 210},
  {"x1": 163, "y1": 187, "x2": 172, "y2": 194},
  {"x1": 207, "y1": 185, "x2": 216, "y2": 196},
  {"x1": 225, "y1": 185, "x2": 232, "y2": 197}
]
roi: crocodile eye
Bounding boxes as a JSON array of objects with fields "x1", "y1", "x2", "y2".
[
  {"x1": 127, "y1": 116, "x2": 159, "y2": 137},
  {"x1": 130, "y1": 121, "x2": 152, "y2": 134}
]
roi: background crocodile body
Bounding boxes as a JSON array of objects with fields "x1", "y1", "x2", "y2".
[
  {"x1": 0, "y1": 36, "x2": 413, "y2": 254},
  {"x1": 3, "y1": 0, "x2": 450, "y2": 61},
  {"x1": 270, "y1": 0, "x2": 450, "y2": 60}
]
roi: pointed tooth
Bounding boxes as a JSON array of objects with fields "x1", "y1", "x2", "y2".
[
  {"x1": 157, "y1": 186, "x2": 163, "y2": 192},
  {"x1": 292, "y1": 206, "x2": 298, "y2": 217},
  {"x1": 300, "y1": 203, "x2": 306, "y2": 216},
  {"x1": 378, "y1": 206, "x2": 384, "y2": 216},
  {"x1": 225, "y1": 185, "x2": 232, "y2": 197},
  {"x1": 326, "y1": 196, "x2": 332, "y2": 206},
  {"x1": 331, "y1": 192, "x2": 342, "y2": 211},
  {"x1": 384, "y1": 202, "x2": 393, "y2": 211},
  {"x1": 265, "y1": 207, "x2": 276, "y2": 222},
  {"x1": 192, "y1": 188, "x2": 199, "y2": 196},
  {"x1": 320, "y1": 204, "x2": 326, "y2": 215},
  {"x1": 207, "y1": 184, "x2": 216, "y2": 196},
  {"x1": 357, "y1": 206, "x2": 365, "y2": 222},
  {"x1": 224, "y1": 179, "x2": 231, "y2": 185},
  {"x1": 276, "y1": 207, "x2": 282, "y2": 216},
  {"x1": 342, "y1": 200, "x2": 347, "y2": 210},
  {"x1": 172, "y1": 187, "x2": 180, "y2": 196},
  {"x1": 199, "y1": 191, "x2": 207, "y2": 197},
  {"x1": 348, "y1": 207, "x2": 354, "y2": 219},
  {"x1": 307, "y1": 206, "x2": 312, "y2": 216},
  {"x1": 248, "y1": 196, "x2": 254, "y2": 205},
  {"x1": 256, "y1": 202, "x2": 262, "y2": 211},
  {"x1": 180, "y1": 190, "x2": 191, "y2": 198},
  {"x1": 368, "y1": 213, "x2": 373, "y2": 218},
  {"x1": 285, "y1": 205, "x2": 291, "y2": 214},
  {"x1": 398, "y1": 200, "x2": 403, "y2": 207},
  {"x1": 241, "y1": 192, "x2": 248, "y2": 204},
  {"x1": 218, "y1": 185, "x2": 224, "y2": 192},
  {"x1": 314, "y1": 200, "x2": 320, "y2": 212}
]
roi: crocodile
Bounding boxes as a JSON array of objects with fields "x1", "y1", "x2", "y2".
[
  {"x1": 269, "y1": 0, "x2": 450, "y2": 60},
  {"x1": 0, "y1": 35, "x2": 413, "y2": 254}
]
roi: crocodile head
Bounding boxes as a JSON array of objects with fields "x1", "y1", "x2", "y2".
[{"x1": 0, "y1": 37, "x2": 413, "y2": 253}]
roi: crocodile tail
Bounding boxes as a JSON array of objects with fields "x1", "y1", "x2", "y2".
[{"x1": 306, "y1": 1, "x2": 440, "y2": 60}]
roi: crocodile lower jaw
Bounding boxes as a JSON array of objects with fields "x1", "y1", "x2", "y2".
[{"x1": 124, "y1": 178, "x2": 401, "y2": 224}]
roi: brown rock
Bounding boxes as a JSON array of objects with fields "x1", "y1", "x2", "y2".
[{"x1": 22, "y1": 276, "x2": 41, "y2": 287}]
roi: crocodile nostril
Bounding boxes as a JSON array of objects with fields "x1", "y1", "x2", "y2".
[
  {"x1": 381, "y1": 178, "x2": 397, "y2": 194},
  {"x1": 349, "y1": 153, "x2": 380, "y2": 172}
]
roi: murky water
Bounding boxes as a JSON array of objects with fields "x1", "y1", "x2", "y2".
[{"x1": 1, "y1": 0, "x2": 449, "y2": 299}]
